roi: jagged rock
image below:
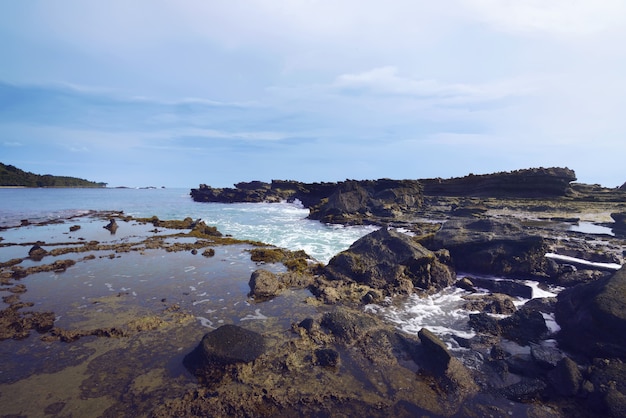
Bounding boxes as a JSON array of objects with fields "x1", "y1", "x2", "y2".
[
  {"x1": 103, "y1": 219, "x2": 118, "y2": 233},
  {"x1": 418, "y1": 328, "x2": 478, "y2": 395},
  {"x1": 323, "y1": 228, "x2": 455, "y2": 296},
  {"x1": 611, "y1": 212, "x2": 626, "y2": 231},
  {"x1": 421, "y1": 219, "x2": 550, "y2": 279},
  {"x1": 556, "y1": 266, "x2": 626, "y2": 359},
  {"x1": 28, "y1": 244, "x2": 48, "y2": 260},
  {"x1": 499, "y1": 309, "x2": 549, "y2": 345},
  {"x1": 530, "y1": 344, "x2": 564, "y2": 369}
]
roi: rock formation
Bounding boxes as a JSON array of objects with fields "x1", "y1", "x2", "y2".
[
  {"x1": 321, "y1": 228, "x2": 455, "y2": 296},
  {"x1": 420, "y1": 167, "x2": 577, "y2": 197},
  {"x1": 555, "y1": 265, "x2": 626, "y2": 360}
]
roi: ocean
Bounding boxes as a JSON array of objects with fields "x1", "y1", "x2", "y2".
[
  {"x1": 0, "y1": 187, "x2": 557, "y2": 344},
  {"x1": 0, "y1": 187, "x2": 375, "y2": 264}
]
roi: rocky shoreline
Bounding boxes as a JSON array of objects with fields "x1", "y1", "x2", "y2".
[{"x1": 1, "y1": 167, "x2": 626, "y2": 417}]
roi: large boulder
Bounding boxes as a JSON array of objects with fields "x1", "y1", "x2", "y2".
[
  {"x1": 418, "y1": 328, "x2": 478, "y2": 395},
  {"x1": 555, "y1": 266, "x2": 626, "y2": 359},
  {"x1": 422, "y1": 219, "x2": 550, "y2": 279},
  {"x1": 323, "y1": 228, "x2": 455, "y2": 296},
  {"x1": 183, "y1": 324, "x2": 266, "y2": 383}
]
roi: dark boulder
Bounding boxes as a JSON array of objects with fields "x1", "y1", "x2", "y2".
[
  {"x1": 547, "y1": 357, "x2": 582, "y2": 396},
  {"x1": 499, "y1": 309, "x2": 549, "y2": 345},
  {"x1": 418, "y1": 328, "x2": 478, "y2": 395},
  {"x1": 421, "y1": 219, "x2": 550, "y2": 279},
  {"x1": 183, "y1": 324, "x2": 266, "y2": 382},
  {"x1": 555, "y1": 266, "x2": 626, "y2": 359},
  {"x1": 103, "y1": 218, "x2": 118, "y2": 234},
  {"x1": 323, "y1": 228, "x2": 455, "y2": 296},
  {"x1": 611, "y1": 212, "x2": 626, "y2": 232},
  {"x1": 28, "y1": 244, "x2": 48, "y2": 261},
  {"x1": 469, "y1": 309, "x2": 549, "y2": 345}
]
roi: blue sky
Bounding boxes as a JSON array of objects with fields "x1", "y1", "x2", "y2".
[{"x1": 1, "y1": 1, "x2": 625, "y2": 188}]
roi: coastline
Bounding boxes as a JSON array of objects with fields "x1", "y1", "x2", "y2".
[{"x1": 1, "y1": 169, "x2": 626, "y2": 417}]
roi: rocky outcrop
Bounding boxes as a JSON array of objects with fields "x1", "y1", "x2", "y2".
[
  {"x1": 308, "y1": 179, "x2": 423, "y2": 224},
  {"x1": 191, "y1": 179, "x2": 423, "y2": 225},
  {"x1": 321, "y1": 228, "x2": 455, "y2": 297},
  {"x1": 555, "y1": 266, "x2": 626, "y2": 360},
  {"x1": 421, "y1": 219, "x2": 551, "y2": 280},
  {"x1": 420, "y1": 167, "x2": 576, "y2": 198}
]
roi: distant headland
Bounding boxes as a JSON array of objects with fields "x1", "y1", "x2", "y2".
[{"x1": 0, "y1": 162, "x2": 107, "y2": 188}]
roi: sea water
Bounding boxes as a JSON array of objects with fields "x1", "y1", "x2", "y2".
[
  {"x1": 0, "y1": 187, "x2": 559, "y2": 347},
  {"x1": 0, "y1": 187, "x2": 376, "y2": 263}
]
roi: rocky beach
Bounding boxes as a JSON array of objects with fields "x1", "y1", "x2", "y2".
[{"x1": 2, "y1": 167, "x2": 626, "y2": 417}]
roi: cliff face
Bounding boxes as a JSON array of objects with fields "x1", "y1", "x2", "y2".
[{"x1": 420, "y1": 167, "x2": 576, "y2": 198}]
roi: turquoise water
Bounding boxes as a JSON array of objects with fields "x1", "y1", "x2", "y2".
[{"x1": 0, "y1": 188, "x2": 376, "y2": 263}]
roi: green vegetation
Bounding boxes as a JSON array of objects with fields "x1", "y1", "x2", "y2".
[{"x1": 0, "y1": 163, "x2": 107, "y2": 188}]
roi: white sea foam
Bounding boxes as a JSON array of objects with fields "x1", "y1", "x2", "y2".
[
  {"x1": 373, "y1": 287, "x2": 476, "y2": 348},
  {"x1": 240, "y1": 308, "x2": 268, "y2": 321},
  {"x1": 196, "y1": 317, "x2": 214, "y2": 328}
]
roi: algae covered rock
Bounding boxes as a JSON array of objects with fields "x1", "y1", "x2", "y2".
[{"x1": 183, "y1": 324, "x2": 266, "y2": 382}]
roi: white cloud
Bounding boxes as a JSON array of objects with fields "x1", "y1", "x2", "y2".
[{"x1": 462, "y1": 0, "x2": 626, "y2": 38}]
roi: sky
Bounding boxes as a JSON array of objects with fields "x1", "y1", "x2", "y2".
[{"x1": 1, "y1": 1, "x2": 625, "y2": 188}]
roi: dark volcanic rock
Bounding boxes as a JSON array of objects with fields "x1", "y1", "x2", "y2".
[
  {"x1": 28, "y1": 244, "x2": 48, "y2": 260},
  {"x1": 418, "y1": 328, "x2": 478, "y2": 395},
  {"x1": 556, "y1": 266, "x2": 626, "y2": 359},
  {"x1": 420, "y1": 167, "x2": 576, "y2": 198},
  {"x1": 184, "y1": 324, "x2": 265, "y2": 382},
  {"x1": 308, "y1": 179, "x2": 423, "y2": 224},
  {"x1": 323, "y1": 228, "x2": 455, "y2": 296},
  {"x1": 422, "y1": 219, "x2": 550, "y2": 279},
  {"x1": 499, "y1": 309, "x2": 549, "y2": 345},
  {"x1": 469, "y1": 277, "x2": 533, "y2": 299},
  {"x1": 191, "y1": 178, "x2": 423, "y2": 225},
  {"x1": 547, "y1": 357, "x2": 582, "y2": 396}
]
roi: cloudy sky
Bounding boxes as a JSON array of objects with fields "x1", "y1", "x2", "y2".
[{"x1": 1, "y1": 1, "x2": 625, "y2": 187}]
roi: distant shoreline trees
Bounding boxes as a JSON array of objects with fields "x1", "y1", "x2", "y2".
[{"x1": 0, "y1": 163, "x2": 107, "y2": 188}]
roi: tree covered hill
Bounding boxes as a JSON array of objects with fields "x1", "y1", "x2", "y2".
[{"x1": 0, "y1": 163, "x2": 107, "y2": 188}]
